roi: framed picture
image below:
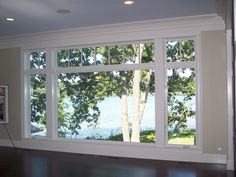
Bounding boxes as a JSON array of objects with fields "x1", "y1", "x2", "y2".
[{"x1": 0, "y1": 85, "x2": 8, "y2": 123}]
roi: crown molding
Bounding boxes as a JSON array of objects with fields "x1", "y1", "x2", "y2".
[{"x1": 0, "y1": 14, "x2": 225, "y2": 49}]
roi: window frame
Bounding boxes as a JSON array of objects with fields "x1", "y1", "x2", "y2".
[
  {"x1": 55, "y1": 41, "x2": 156, "y2": 142},
  {"x1": 24, "y1": 49, "x2": 48, "y2": 138},
  {"x1": 22, "y1": 37, "x2": 201, "y2": 149},
  {"x1": 163, "y1": 37, "x2": 201, "y2": 149}
]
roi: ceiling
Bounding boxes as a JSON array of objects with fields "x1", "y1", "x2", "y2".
[{"x1": 0, "y1": 0, "x2": 218, "y2": 37}]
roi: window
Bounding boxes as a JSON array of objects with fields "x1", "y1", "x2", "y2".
[
  {"x1": 27, "y1": 50, "x2": 47, "y2": 137},
  {"x1": 165, "y1": 39, "x2": 196, "y2": 146},
  {"x1": 56, "y1": 42, "x2": 155, "y2": 143},
  {"x1": 23, "y1": 38, "x2": 199, "y2": 147}
]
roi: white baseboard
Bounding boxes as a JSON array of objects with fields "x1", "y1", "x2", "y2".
[
  {"x1": 0, "y1": 138, "x2": 227, "y2": 165},
  {"x1": 227, "y1": 159, "x2": 234, "y2": 171}
]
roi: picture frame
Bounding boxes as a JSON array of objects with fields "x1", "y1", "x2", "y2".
[{"x1": 0, "y1": 85, "x2": 8, "y2": 123}]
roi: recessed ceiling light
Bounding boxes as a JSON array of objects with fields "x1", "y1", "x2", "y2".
[
  {"x1": 123, "y1": 0, "x2": 134, "y2": 5},
  {"x1": 5, "y1": 17, "x2": 15, "y2": 22},
  {"x1": 56, "y1": 9, "x2": 71, "y2": 14}
]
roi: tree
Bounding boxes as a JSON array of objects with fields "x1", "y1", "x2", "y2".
[
  {"x1": 30, "y1": 51, "x2": 46, "y2": 130},
  {"x1": 30, "y1": 40, "x2": 195, "y2": 142},
  {"x1": 166, "y1": 40, "x2": 196, "y2": 137}
]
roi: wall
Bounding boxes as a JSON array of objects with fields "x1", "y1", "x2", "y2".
[
  {"x1": 0, "y1": 15, "x2": 229, "y2": 165},
  {"x1": 201, "y1": 30, "x2": 228, "y2": 154},
  {"x1": 0, "y1": 48, "x2": 21, "y2": 140}
]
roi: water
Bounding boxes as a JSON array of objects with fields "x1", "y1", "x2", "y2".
[
  {"x1": 33, "y1": 95, "x2": 196, "y2": 139},
  {"x1": 61, "y1": 95, "x2": 156, "y2": 139}
]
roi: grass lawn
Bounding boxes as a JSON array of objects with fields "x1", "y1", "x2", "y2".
[
  {"x1": 107, "y1": 130, "x2": 195, "y2": 145},
  {"x1": 168, "y1": 136, "x2": 195, "y2": 145}
]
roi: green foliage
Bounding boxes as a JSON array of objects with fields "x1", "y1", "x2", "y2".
[
  {"x1": 106, "y1": 130, "x2": 155, "y2": 143},
  {"x1": 167, "y1": 40, "x2": 196, "y2": 132},
  {"x1": 86, "y1": 129, "x2": 195, "y2": 144},
  {"x1": 30, "y1": 51, "x2": 46, "y2": 126},
  {"x1": 56, "y1": 42, "x2": 155, "y2": 136},
  {"x1": 30, "y1": 40, "x2": 196, "y2": 141},
  {"x1": 166, "y1": 40, "x2": 194, "y2": 62}
]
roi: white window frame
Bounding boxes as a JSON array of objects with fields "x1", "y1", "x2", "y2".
[
  {"x1": 55, "y1": 41, "x2": 156, "y2": 142},
  {"x1": 163, "y1": 37, "x2": 201, "y2": 149},
  {"x1": 24, "y1": 49, "x2": 48, "y2": 138},
  {"x1": 23, "y1": 37, "x2": 201, "y2": 149}
]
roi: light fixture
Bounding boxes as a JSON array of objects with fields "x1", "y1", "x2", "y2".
[
  {"x1": 5, "y1": 17, "x2": 15, "y2": 22},
  {"x1": 123, "y1": 0, "x2": 134, "y2": 5},
  {"x1": 56, "y1": 9, "x2": 71, "y2": 14}
]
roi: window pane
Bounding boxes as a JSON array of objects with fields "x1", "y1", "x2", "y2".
[
  {"x1": 167, "y1": 68, "x2": 196, "y2": 145},
  {"x1": 57, "y1": 70, "x2": 155, "y2": 143},
  {"x1": 57, "y1": 49, "x2": 83, "y2": 67},
  {"x1": 57, "y1": 42, "x2": 154, "y2": 67},
  {"x1": 30, "y1": 74, "x2": 47, "y2": 137},
  {"x1": 30, "y1": 51, "x2": 46, "y2": 69},
  {"x1": 108, "y1": 43, "x2": 154, "y2": 65},
  {"x1": 82, "y1": 47, "x2": 96, "y2": 66},
  {"x1": 166, "y1": 40, "x2": 195, "y2": 62}
]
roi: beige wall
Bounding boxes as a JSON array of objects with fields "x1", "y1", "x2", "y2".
[
  {"x1": 0, "y1": 30, "x2": 228, "y2": 155},
  {"x1": 201, "y1": 30, "x2": 228, "y2": 154},
  {"x1": 0, "y1": 48, "x2": 21, "y2": 140}
]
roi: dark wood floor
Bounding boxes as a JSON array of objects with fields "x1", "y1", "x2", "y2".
[{"x1": 0, "y1": 146, "x2": 234, "y2": 177}]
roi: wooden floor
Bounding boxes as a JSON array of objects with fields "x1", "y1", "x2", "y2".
[{"x1": 0, "y1": 146, "x2": 234, "y2": 177}]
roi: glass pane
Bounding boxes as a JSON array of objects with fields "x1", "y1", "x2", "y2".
[
  {"x1": 30, "y1": 74, "x2": 47, "y2": 137},
  {"x1": 69, "y1": 48, "x2": 82, "y2": 67},
  {"x1": 109, "y1": 45, "x2": 124, "y2": 64},
  {"x1": 57, "y1": 70, "x2": 155, "y2": 143},
  {"x1": 57, "y1": 49, "x2": 82, "y2": 67},
  {"x1": 81, "y1": 47, "x2": 96, "y2": 66},
  {"x1": 109, "y1": 43, "x2": 154, "y2": 64},
  {"x1": 30, "y1": 51, "x2": 46, "y2": 69},
  {"x1": 96, "y1": 47, "x2": 109, "y2": 65},
  {"x1": 167, "y1": 68, "x2": 196, "y2": 145},
  {"x1": 166, "y1": 40, "x2": 195, "y2": 62},
  {"x1": 141, "y1": 42, "x2": 155, "y2": 63},
  {"x1": 57, "y1": 42, "x2": 154, "y2": 67}
]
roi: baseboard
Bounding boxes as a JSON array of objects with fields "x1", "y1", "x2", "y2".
[
  {"x1": 227, "y1": 159, "x2": 234, "y2": 171},
  {"x1": 0, "y1": 138, "x2": 227, "y2": 165}
]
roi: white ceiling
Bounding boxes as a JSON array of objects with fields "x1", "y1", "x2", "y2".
[{"x1": 0, "y1": 0, "x2": 217, "y2": 37}]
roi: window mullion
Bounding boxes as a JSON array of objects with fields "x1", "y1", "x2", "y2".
[
  {"x1": 23, "y1": 73, "x2": 31, "y2": 138},
  {"x1": 166, "y1": 61, "x2": 195, "y2": 69},
  {"x1": 195, "y1": 35, "x2": 202, "y2": 149},
  {"x1": 46, "y1": 48, "x2": 57, "y2": 139},
  {"x1": 155, "y1": 39, "x2": 166, "y2": 147},
  {"x1": 23, "y1": 52, "x2": 31, "y2": 138}
]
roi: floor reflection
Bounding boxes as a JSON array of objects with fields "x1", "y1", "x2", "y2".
[
  {"x1": 89, "y1": 165, "x2": 157, "y2": 177},
  {"x1": 0, "y1": 147, "x2": 231, "y2": 177},
  {"x1": 168, "y1": 169, "x2": 196, "y2": 177}
]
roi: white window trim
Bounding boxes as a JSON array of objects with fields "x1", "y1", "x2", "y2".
[
  {"x1": 162, "y1": 37, "x2": 201, "y2": 149},
  {"x1": 23, "y1": 38, "x2": 201, "y2": 150}
]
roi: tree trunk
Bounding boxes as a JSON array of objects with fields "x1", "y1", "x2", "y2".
[
  {"x1": 120, "y1": 94, "x2": 130, "y2": 142},
  {"x1": 131, "y1": 70, "x2": 141, "y2": 142},
  {"x1": 139, "y1": 70, "x2": 152, "y2": 124},
  {"x1": 131, "y1": 44, "x2": 144, "y2": 142}
]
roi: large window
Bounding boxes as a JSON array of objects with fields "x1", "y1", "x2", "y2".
[
  {"x1": 24, "y1": 38, "x2": 198, "y2": 147},
  {"x1": 57, "y1": 43, "x2": 155, "y2": 143}
]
